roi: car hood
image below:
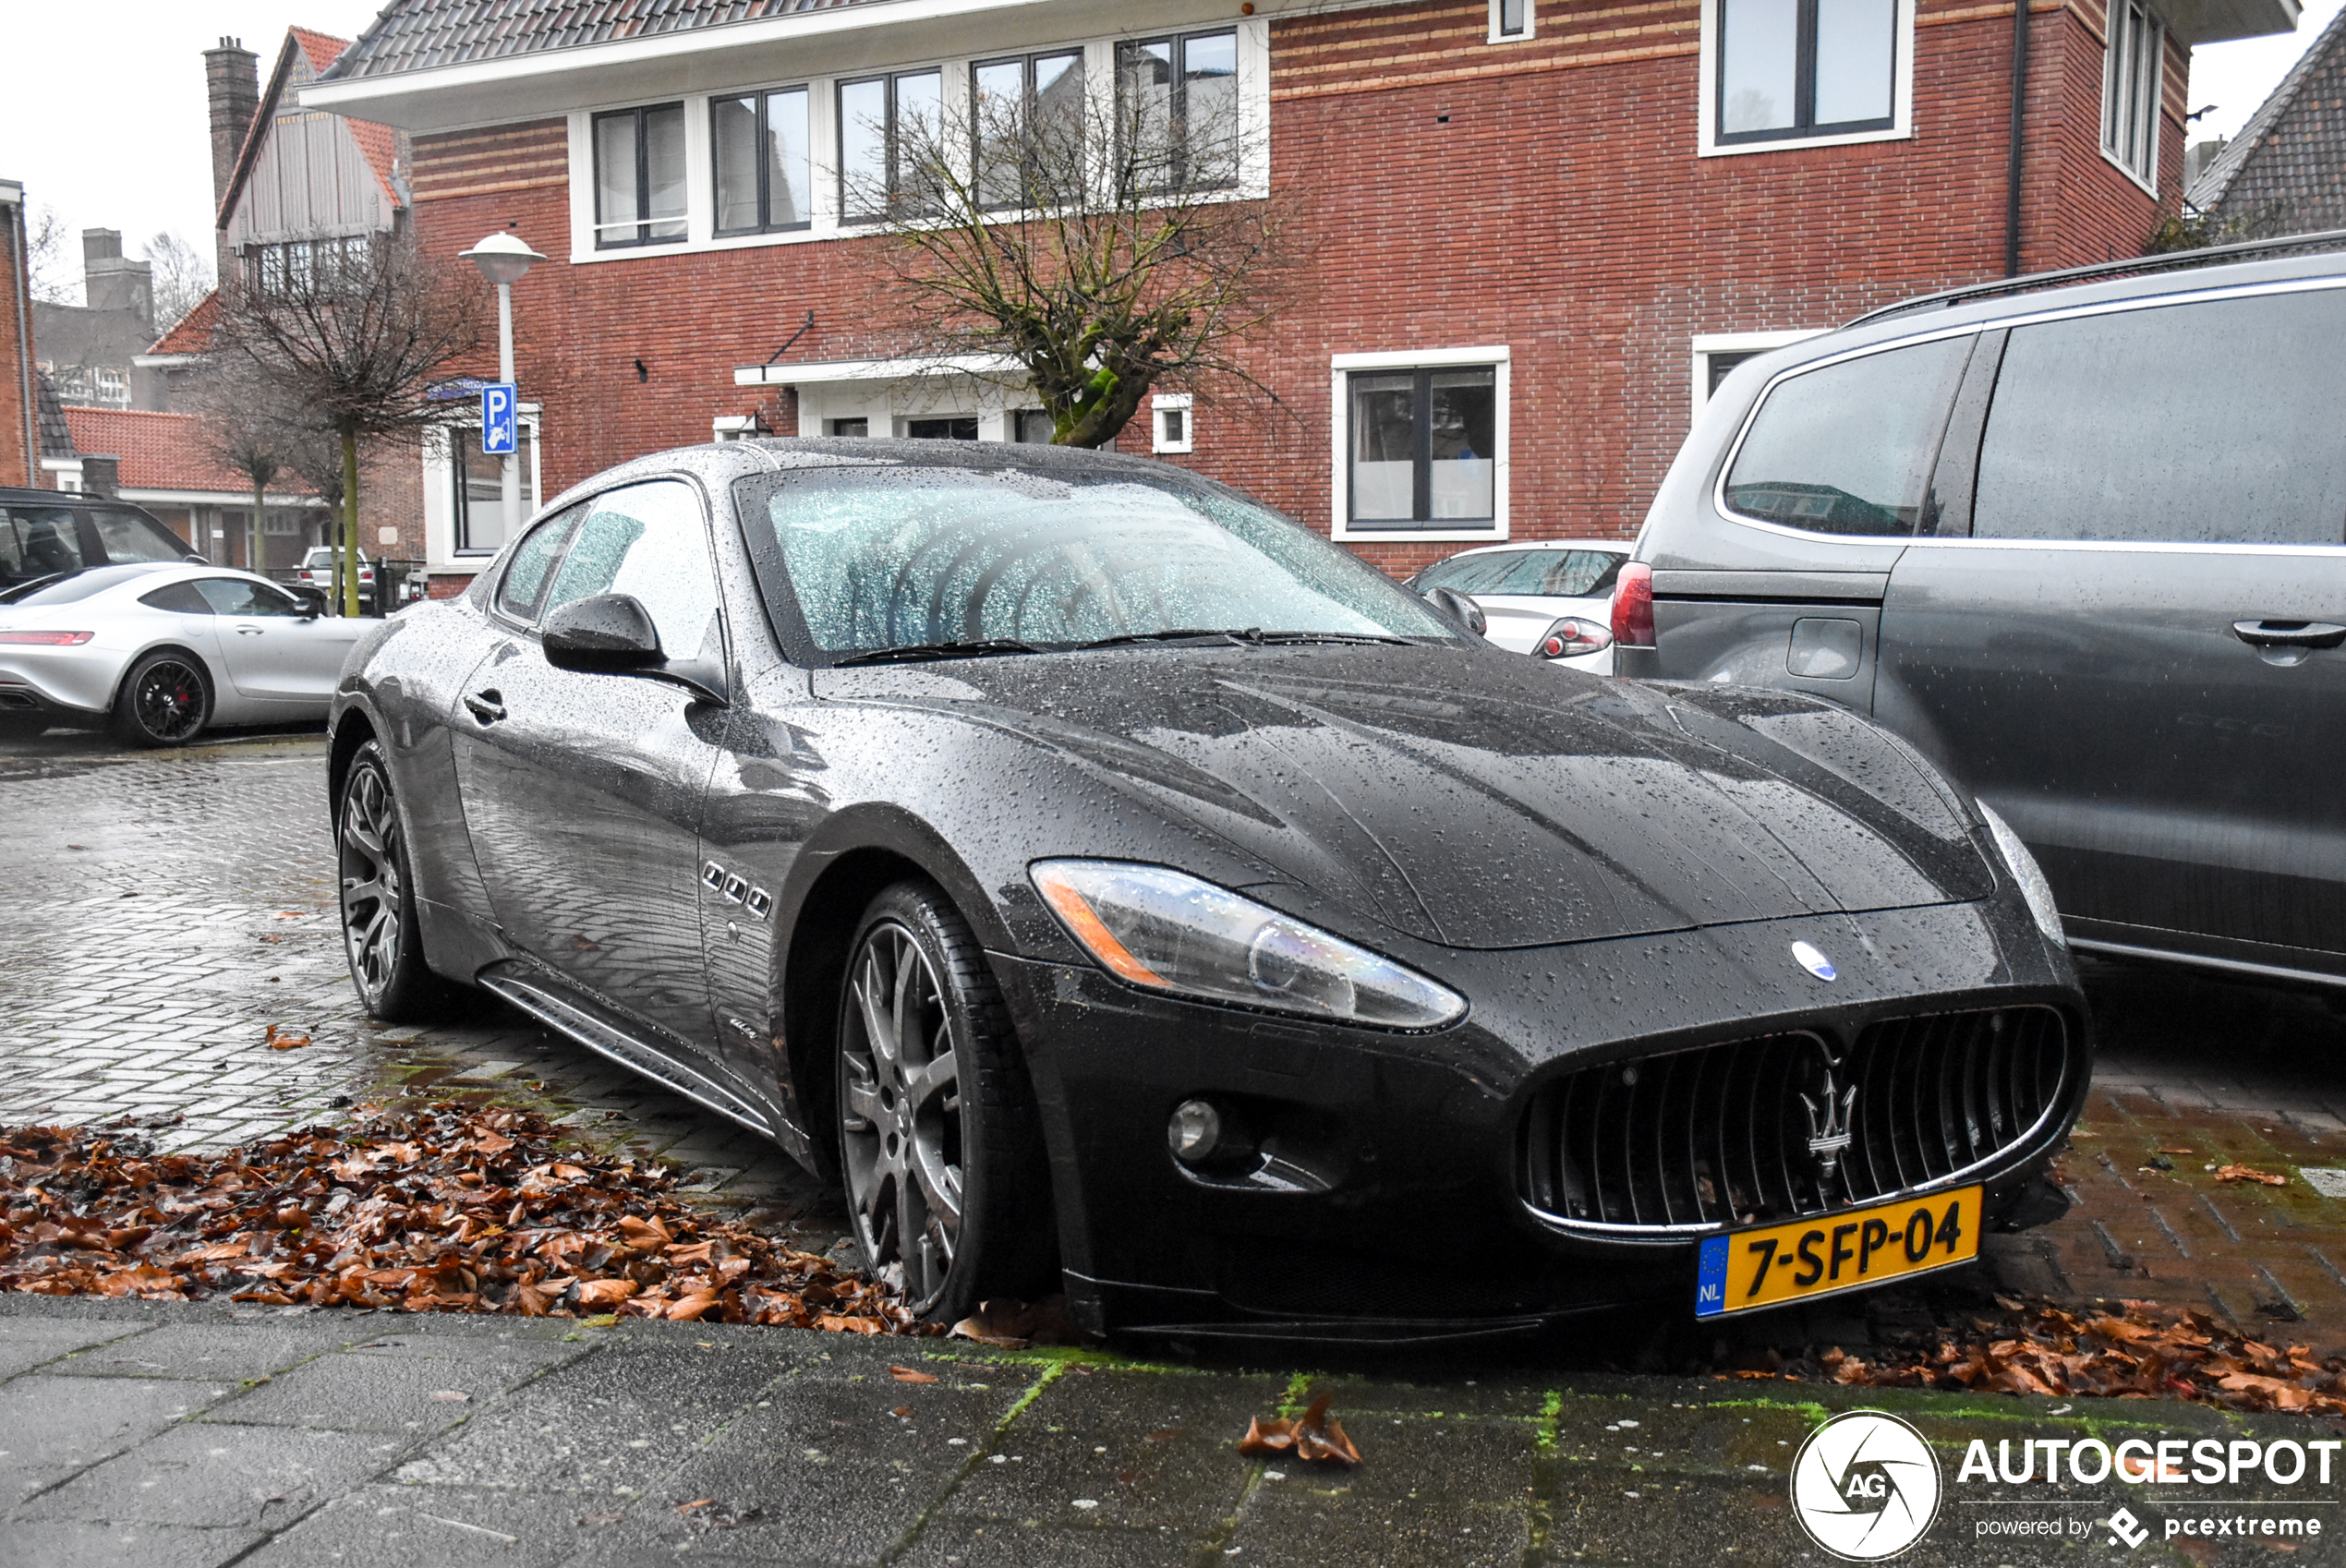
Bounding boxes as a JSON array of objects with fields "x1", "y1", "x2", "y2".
[{"x1": 813, "y1": 645, "x2": 1991, "y2": 950}]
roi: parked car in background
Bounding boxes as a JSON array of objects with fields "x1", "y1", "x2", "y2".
[
  {"x1": 0, "y1": 562, "x2": 362, "y2": 744},
  {"x1": 1618, "y1": 244, "x2": 2346, "y2": 992},
  {"x1": 331, "y1": 438, "x2": 2084, "y2": 1341},
  {"x1": 0, "y1": 488, "x2": 201, "y2": 596},
  {"x1": 1409, "y1": 542, "x2": 1629, "y2": 672},
  {"x1": 297, "y1": 547, "x2": 375, "y2": 592}
]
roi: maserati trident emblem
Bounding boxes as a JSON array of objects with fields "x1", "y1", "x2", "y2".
[
  {"x1": 1801, "y1": 1054, "x2": 1858, "y2": 1186},
  {"x1": 1791, "y1": 940, "x2": 1837, "y2": 981}
]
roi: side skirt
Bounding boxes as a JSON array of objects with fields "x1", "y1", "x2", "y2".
[{"x1": 475, "y1": 961, "x2": 781, "y2": 1142}]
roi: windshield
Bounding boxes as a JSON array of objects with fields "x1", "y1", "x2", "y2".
[
  {"x1": 1411, "y1": 548, "x2": 1625, "y2": 598},
  {"x1": 754, "y1": 466, "x2": 1456, "y2": 658}
]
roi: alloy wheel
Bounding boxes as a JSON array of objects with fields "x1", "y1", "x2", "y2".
[
  {"x1": 338, "y1": 763, "x2": 405, "y2": 1000},
  {"x1": 839, "y1": 921, "x2": 963, "y2": 1311},
  {"x1": 133, "y1": 658, "x2": 205, "y2": 742}
]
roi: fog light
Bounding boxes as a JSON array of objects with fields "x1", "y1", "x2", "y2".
[{"x1": 1167, "y1": 1099, "x2": 1224, "y2": 1164}]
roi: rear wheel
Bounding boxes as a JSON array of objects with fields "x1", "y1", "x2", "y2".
[
  {"x1": 836, "y1": 881, "x2": 1056, "y2": 1322},
  {"x1": 111, "y1": 651, "x2": 210, "y2": 747},
  {"x1": 336, "y1": 739, "x2": 457, "y2": 1021}
]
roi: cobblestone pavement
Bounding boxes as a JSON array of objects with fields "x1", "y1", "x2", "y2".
[{"x1": 7, "y1": 725, "x2": 2346, "y2": 1358}]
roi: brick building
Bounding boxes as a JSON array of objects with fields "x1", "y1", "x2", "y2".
[
  {"x1": 0, "y1": 180, "x2": 33, "y2": 489},
  {"x1": 55, "y1": 406, "x2": 328, "y2": 570},
  {"x1": 304, "y1": 0, "x2": 2296, "y2": 587}
]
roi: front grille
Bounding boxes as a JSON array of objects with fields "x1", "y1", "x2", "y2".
[{"x1": 1518, "y1": 1006, "x2": 2074, "y2": 1233}]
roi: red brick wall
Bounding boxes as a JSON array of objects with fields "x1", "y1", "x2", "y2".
[
  {"x1": 403, "y1": 0, "x2": 2181, "y2": 582},
  {"x1": 1, "y1": 205, "x2": 31, "y2": 489}
]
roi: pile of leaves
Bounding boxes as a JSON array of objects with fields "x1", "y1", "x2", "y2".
[
  {"x1": 1776, "y1": 1295, "x2": 2346, "y2": 1417},
  {"x1": 0, "y1": 1106, "x2": 921, "y2": 1332},
  {"x1": 1238, "y1": 1392, "x2": 1362, "y2": 1466}
]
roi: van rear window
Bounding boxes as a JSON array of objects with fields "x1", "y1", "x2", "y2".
[{"x1": 1723, "y1": 335, "x2": 1972, "y2": 537}]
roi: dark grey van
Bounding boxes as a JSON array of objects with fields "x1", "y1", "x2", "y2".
[
  {"x1": 0, "y1": 488, "x2": 201, "y2": 596},
  {"x1": 1619, "y1": 245, "x2": 2346, "y2": 989}
]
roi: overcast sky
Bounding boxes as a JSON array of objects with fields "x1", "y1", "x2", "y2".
[{"x1": 1, "y1": 0, "x2": 2336, "y2": 303}]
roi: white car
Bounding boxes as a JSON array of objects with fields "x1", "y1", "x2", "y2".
[
  {"x1": 1407, "y1": 542, "x2": 1631, "y2": 673},
  {"x1": 0, "y1": 563, "x2": 369, "y2": 746},
  {"x1": 296, "y1": 546, "x2": 375, "y2": 590}
]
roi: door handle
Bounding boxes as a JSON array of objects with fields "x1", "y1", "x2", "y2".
[
  {"x1": 2231, "y1": 620, "x2": 2346, "y2": 650},
  {"x1": 236, "y1": 624, "x2": 263, "y2": 636},
  {"x1": 463, "y1": 689, "x2": 506, "y2": 723}
]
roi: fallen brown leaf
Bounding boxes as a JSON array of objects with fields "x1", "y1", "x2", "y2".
[
  {"x1": 889, "y1": 1365, "x2": 939, "y2": 1383},
  {"x1": 2158, "y1": 1147, "x2": 2195, "y2": 1155},
  {"x1": 262, "y1": 1024, "x2": 309, "y2": 1052},
  {"x1": 891, "y1": 1404, "x2": 913, "y2": 1418},
  {"x1": 1237, "y1": 1393, "x2": 1361, "y2": 1467},
  {"x1": 2216, "y1": 1164, "x2": 2288, "y2": 1187},
  {"x1": 676, "y1": 1498, "x2": 714, "y2": 1513}
]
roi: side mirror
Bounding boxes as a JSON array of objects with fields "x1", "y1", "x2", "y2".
[
  {"x1": 286, "y1": 584, "x2": 328, "y2": 619},
  {"x1": 1421, "y1": 585, "x2": 1488, "y2": 638},
  {"x1": 542, "y1": 593, "x2": 665, "y2": 671}
]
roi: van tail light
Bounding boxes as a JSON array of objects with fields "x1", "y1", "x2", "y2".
[
  {"x1": 0, "y1": 631, "x2": 94, "y2": 645},
  {"x1": 1611, "y1": 562, "x2": 1655, "y2": 649}
]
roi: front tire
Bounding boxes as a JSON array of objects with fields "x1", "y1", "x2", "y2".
[
  {"x1": 111, "y1": 651, "x2": 211, "y2": 747},
  {"x1": 836, "y1": 880, "x2": 1056, "y2": 1321},
  {"x1": 336, "y1": 739, "x2": 456, "y2": 1022}
]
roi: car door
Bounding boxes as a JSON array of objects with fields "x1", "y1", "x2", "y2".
[
  {"x1": 450, "y1": 478, "x2": 734, "y2": 1057},
  {"x1": 1876, "y1": 283, "x2": 2346, "y2": 970},
  {"x1": 190, "y1": 575, "x2": 367, "y2": 703}
]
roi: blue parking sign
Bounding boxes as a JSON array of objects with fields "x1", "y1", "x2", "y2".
[{"x1": 481, "y1": 383, "x2": 517, "y2": 455}]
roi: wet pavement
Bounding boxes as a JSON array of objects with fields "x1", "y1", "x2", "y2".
[{"x1": 7, "y1": 723, "x2": 2346, "y2": 1564}]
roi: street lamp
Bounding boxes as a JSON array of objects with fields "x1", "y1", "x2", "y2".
[{"x1": 458, "y1": 232, "x2": 546, "y2": 544}]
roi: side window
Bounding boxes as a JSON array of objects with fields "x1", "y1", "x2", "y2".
[
  {"x1": 139, "y1": 581, "x2": 215, "y2": 615},
  {"x1": 195, "y1": 577, "x2": 304, "y2": 617},
  {"x1": 540, "y1": 481, "x2": 723, "y2": 663},
  {"x1": 1973, "y1": 290, "x2": 2346, "y2": 546},
  {"x1": 2, "y1": 506, "x2": 95, "y2": 579},
  {"x1": 1723, "y1": 334, "x2": 1972, "y2": 536},
  {"x1": 495, "y1": 510, "x2": 577, "y2": 624},
  {"x1": 91, "y1": 508, "x2": 190, "y2": 564}
]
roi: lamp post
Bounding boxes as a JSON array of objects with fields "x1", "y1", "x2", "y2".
[{"x1": 457, "y1": 232, "x2": 546, "y2": 544}]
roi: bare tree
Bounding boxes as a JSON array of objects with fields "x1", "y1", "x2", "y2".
[
  {"x1": 209, "y1": 235, "x2": 486, "y2": 615},
  {"x1": 139, "y1": 231, "x2": 215, "y2": 335},
  {"x1": 24, "y1": 204, "x2": 74, "y2": 305},
  {"x1": 866, "y1": 66, "x2": 1298, "y2": 448},
  {"x1": 189, "y1": 356, "x2": 321, "y2": 574}
]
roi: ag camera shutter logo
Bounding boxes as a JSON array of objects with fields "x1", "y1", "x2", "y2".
[{"x1": 1790, "y1": 1410, "x2": 1943, "y2": 1561}]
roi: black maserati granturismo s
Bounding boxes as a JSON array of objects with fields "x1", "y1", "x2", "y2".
[{"x1": 329, "y1": 439, "x2": 2086, "y2": 1342}]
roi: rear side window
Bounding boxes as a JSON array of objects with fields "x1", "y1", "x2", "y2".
[
  {"x1": 1, "y1": 505, "x2": 94, "y2": 580},
  {"x1": 1972, "y1": 289, "x2": 2346, "y2": 545},
  {"x1": 1414, "y1": 549, "x2": 1625, "y2": 597},
  {"x1": 90, "y1": 508, "x2": 190, "y2": 564},
  {"x1": 195, "y1": 577, "x2": 305, "y2": 617},
  {"x1": 139, "y1": 582, "x2": 215, "y2": 614},
  {"x1": 1723, "y1": 335, "x2": 1973, "y2": 537}
]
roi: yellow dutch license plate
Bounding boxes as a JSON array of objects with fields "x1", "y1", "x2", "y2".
[{"x1": 1694, "y1": 1186, "x2": 1981, "y2": 1319}]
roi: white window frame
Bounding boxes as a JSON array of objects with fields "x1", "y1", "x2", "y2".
[
  {"x1": 1329, "y1": 345, "x2": 1510, "y2": 544},
  {"x1": 1697, "y1": 0, "x2": 1916, "y2": 158},
  {"x1": 1151, "y1": 392, "x2": 1193, "y2": 453},
  {"x1": 420, "y1": 404, "x2": 543, "y2": 573},
  {"x1": 712, "y1": 414, "x2": 767, "y2": 440},
  {"x1": 1690, "y1": 329, "x2": 1827, "y2": 416},
  {"x1": 2100, "y1": 0, "x2": 2163, "y2": 194},
  {"x1": 1490, "y1": 0, "x2": 1536, "y2": 42},
  {"x1": 563, "y1": 18, "x2": 1271, "y2": 265}
]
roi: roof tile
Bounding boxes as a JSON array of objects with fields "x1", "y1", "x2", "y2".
[
  {"x1": 59, "y1": 407, "x2": 317, "y2": 497},
  {"x1": 320, "y1": 0, "x2": 881, "y2": 81}
]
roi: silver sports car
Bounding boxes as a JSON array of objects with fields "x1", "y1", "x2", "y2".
[{"x1": 0, "y1": 562, "x2": 369, "y2": 745}]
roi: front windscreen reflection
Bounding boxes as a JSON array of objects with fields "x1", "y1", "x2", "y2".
[{"x1": 766, "y1": 470, "x2": 1456, "y2": 654}]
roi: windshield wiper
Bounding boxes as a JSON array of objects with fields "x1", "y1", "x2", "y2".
[
  {"x1": 1243, "y1": 630, "x2": 1419, "y2": 646},
  {"x1": 833, "y1": 638, "x2": 1045, "y2": 666},
  {"x1": 1073, "y1": 628, "x2": 1419, "y2": 651}
]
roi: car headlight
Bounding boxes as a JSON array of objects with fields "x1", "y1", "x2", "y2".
[
  {"x1": 1977, "y1": 803, "x2": 2065, "y2": 948},
  {"x1": 1029, "y1": 860, "x2": 1467, "y2": 1030}
]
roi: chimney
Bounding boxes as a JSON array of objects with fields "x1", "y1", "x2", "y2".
[
  {"x1": 80, "y1": 454, "x2": 120, "y2": 499},
  {"x1": 80, "y1": 229, "x2": 153, "y2": 329},
  {"x1": 204, "y1": 36, "x2": 260, "y2": 274}
]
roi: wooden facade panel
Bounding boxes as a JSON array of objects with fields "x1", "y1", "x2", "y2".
[{"x1": 228, "y1": 113, "x2": 392, "y2": 246}]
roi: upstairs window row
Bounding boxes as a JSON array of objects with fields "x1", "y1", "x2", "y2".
[{"x1": 590, "y1": 30, "x2": 1245, "y2": 251}]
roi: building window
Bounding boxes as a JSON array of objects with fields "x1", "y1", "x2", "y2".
[
  {"x1": 973, "y1": 51, "x2": 1086, "y2": 209},
  {"x1": 828, "y1": 417, "x2": 870, "y2": 438},
  {"x1": 1013, "y1": 410, "x2": 1056, "y2": 443},
  {"x1": 2102, "y1": 0, "x2": 2162, "y2": 187},
  {"x1": 1152, "y1": 393, "x2": 1193, "y2": 453},
  {"x1": 1492, "y1": 0, "x2": 1535, "y2": 41},
  {"x1": 1713, "y1": 0, "x2": 1897, "y2": 144},
  {"x1": 1343, "y1": 365, "x2": 1500, "y2": 530},
  {"x1": 713, "y1": 87, "x2": 812, "y2": 235},
  {"x1": 1117, "y1": 30, "x2": 1240, "y2": 193},
  {"x1": 593, "y1": 103, "x2": 686, "y2": 247},
  {"x1": 904, "y1": 416, "x2": 979, "y2": 440},
  {"x1": 452, "y1": 424, "x2": 538, "y2": 553},
  {"x1": 839, "y1": 71, "x2": 944, "y2": 222},
  {"x1": 1689, "y1": 330, "x2": 1828, "y2": 413}
]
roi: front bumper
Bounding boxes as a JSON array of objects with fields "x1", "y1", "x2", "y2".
[{"x1": 991, "y1": 896, "x2": 2086, "y2": 1342}]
